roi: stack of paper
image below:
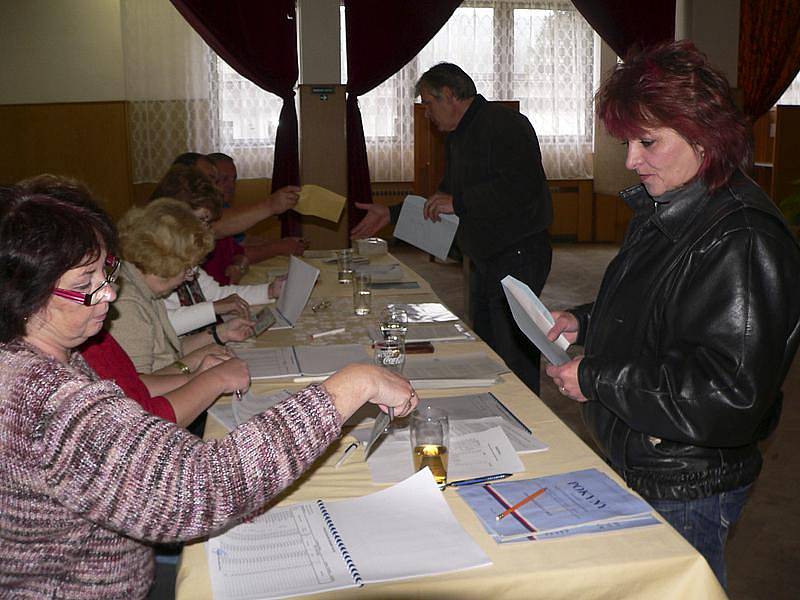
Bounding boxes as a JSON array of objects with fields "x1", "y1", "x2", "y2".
[
  {"x1": 207, "y1": 469, "x2": 491, "y2": 599},
  {"x1": 367, "y1": 322, "x2": 474, "y2": 343},
  {"x1": 354, "y1": 263, "x2": 405, "y2": 283},
  {"x1": 353, "y1": 424, "x2": 526, "y2": 484},
  {"x1": 390, "y1": 302, "x2": 458, "y2": 323},
  {"x1": 208, "y1": 390, "x2": 294, "y2": 432},
  {"x1": 235, "y1": 344, "x2": 371, "y2": 380},
  {"x1": 404, "y1": 353, "x2": 508, "y2": 388},
  {"x1": 458, "y1": 468, "x2": 659, "y2": 542}
]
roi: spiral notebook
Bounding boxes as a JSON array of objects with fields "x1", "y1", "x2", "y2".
[{"x1": 207, "y1": 469, "x2": 491, "y2": 599}]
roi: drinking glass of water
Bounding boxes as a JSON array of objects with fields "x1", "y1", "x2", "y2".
[{"x1": 379, "y1": 306, "x2": 408, "y2": 341}]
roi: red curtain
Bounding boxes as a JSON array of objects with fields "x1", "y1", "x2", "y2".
[
  {"x1": 169, "y1": 0, "x2": 301, "y2": 235},
  {"x1": 738, "y1": 0, "x2": 800, "y2": 119},
  {"x1": 570, "y1": 0, "x2": 675, "y2": 59},
  {"x1": 343, "y1": 0, "x2": 461, "y2": 230}
]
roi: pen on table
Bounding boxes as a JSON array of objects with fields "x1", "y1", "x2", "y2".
[
  {"x1": 441, "y1": 473, "x2": 513, "y2": 489},
  {"x1": 309, "y1": 327, "x2": 345, "y2": 340},
  {"x1": 496, "y1": 487, "x2": 547, "y2": 521},
  {"x1": 334, "y1": 442, "x2": 360, "y2": 468},
  {"x1": 489, "y1": 391, "x2": 532, "y2": 435}
]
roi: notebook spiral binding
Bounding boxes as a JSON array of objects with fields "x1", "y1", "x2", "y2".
[{"x1": 317, "y1": 500, "x2": 364, "y2": 587}]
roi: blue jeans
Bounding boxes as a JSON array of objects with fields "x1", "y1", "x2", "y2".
[{"x1": 648, "y1": 484, "x2": 752, "y2": 590}]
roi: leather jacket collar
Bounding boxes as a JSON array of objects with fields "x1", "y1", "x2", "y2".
[{"x1": 621, "y1": 178, "x2": 709, "y2": 243}]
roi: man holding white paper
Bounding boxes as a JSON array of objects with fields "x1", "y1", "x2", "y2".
[{"x1": 353, "y1": 63, "x2": 553, "y2": 393}]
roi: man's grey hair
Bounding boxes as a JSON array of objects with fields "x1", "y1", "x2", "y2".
[{"x1": 415, "y1": 63, "x2": 477, "y2": 100}]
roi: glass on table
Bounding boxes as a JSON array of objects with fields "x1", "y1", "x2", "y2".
[
  {"x1": 410, "y1": 406, "x2": 449, "y2": 486},
  {"x1": 352, "y1": 271, "x2": 372, "y2": 316},
  {"x1": 373, "y1": 337, "x2": 405, "y2": 374},
  {"x1": 336, "y1": 248, "x2": 353, "y2": 284},
  {"x1": 379, "y1": 306, "x2": 409, "y2": 341}
]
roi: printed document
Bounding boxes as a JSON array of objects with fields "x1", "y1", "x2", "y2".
[
  {"x1": 235, "y1": 344, "x2": 371, "y2": 380},
  {"x1": 393, "y1": 195, "x2": 460, "y2": 261},
  {"x1": 459, "y1": 467, "x2": 659, "y2": 542},
  {"x1": 207, "y1": 469, "x2": 491, "y2": 599},
  {"x1": 404, "y1": 352, "x2": 508, "y2": 388},
  {"x1": 356, "y1": 422, "x2": 527, "y2": 484}
]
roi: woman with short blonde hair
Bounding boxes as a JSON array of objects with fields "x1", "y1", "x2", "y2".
[{"x1": 108, "y1": 198, "x2": 254, "y2": 374}]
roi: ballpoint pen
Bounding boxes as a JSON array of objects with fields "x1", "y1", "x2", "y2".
[
  {"x1": 440, "y1": 473, "x2": 513, "y2": 489},
  {"x1": 334, "y1": 442, "x2": 360, "y2": 468}
]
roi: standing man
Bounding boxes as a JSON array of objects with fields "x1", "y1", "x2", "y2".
[{"x1": 353, "y1": 63, "x2": 552, "y2": 393}]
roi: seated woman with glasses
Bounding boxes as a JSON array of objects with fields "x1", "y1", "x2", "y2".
[
  {"x1": 0, "y1": 180, "x2": 417, "y2": 597},
  {"x1": 17, "y1": 175, "x2": 248, "y2": 427},
  {"x1": 150, "y1": 164, "x2": 284, "y2": 336}
]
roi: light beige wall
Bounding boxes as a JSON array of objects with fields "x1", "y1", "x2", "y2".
[
  {"x1": 592, "y1": 40, "x2": 640, "y2": 196},
  {"x1": 680, "y1": 0, "x2": 740, "y2": 86},
  {"x1": 298, "y1": 0, "x2": 341, "y2": 84},
  {"x1": 0, "y1": 0, "x2": 124, "y2": 104}
]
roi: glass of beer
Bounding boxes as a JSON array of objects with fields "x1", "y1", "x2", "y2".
[{"x1": 410, "y1": 406, "x2": 449, "y2": 486}]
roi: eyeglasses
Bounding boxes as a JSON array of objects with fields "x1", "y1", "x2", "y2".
[{"x1": 52, "y1": 255, "x2": 120, "y2": 306}]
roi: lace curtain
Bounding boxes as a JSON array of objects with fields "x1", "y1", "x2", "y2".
[
  {"x1": 346, "y1": 0, "x2": 596, "y2": 182},
  {"x1": 121, "y1": 0, "x2": 282, "y2": 183},
  {"x1": 777, "y1": 72, "x2": 800, "y2": 104}
]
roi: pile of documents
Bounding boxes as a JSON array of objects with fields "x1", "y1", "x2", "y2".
[
  {"x1": 349, "y1": 392, "x2": 548, "y2": 484},
  {"x1": 458, "y1": 468, "x2": 659, "y2": 542},
  {"x1": 403, "y1": 352, "x2": 508, "y2": 388}
]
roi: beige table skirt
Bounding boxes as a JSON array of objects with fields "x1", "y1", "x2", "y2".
[{"x1": 176, "y1": 253, "x2": 725, "y2": 600}]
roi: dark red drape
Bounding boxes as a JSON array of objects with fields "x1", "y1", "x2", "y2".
[
  {"x1": 170, "y1": 0, "x2": 301, "y2": 236},
  {"x1": 344, "y1": 0, "x2": 461, "y2": 230},
  {"x1": 738, "y1": 0, "x2": 800, "y2": 119},
  {"x1": 570, "y1": 0, "x2": 676, "y2": 59}
]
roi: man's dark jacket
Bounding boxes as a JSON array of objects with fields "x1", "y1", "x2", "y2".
[
  {"x1": 571, "y1": 171, "x2": 800, "y2": 500},
  {"x1": 439, "y1": 94, "x2": 552, "y2": 265}
]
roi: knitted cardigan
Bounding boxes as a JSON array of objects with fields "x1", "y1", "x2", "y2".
[{"x1": 0, "y1": 339, "x2": 341, "y2": 598}]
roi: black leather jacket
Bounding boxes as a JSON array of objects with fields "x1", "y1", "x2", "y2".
[{"x1": 572, "y1": 171, "x2": 800, "y2": 501}]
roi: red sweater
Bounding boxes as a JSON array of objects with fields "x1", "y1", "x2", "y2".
[
  {"x1": 79, "y1": 329, "x2": 177, "y2": 423},
  {"x1": 203, "y1": 236, "x2": 244, "y2": 286}
]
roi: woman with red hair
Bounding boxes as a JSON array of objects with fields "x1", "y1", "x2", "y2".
[{"x1": 545, "y1": 41, "x2": 800, "y2": 588}]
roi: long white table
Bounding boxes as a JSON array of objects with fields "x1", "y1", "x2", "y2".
[{"x1": 176, "y1": 251, "x2": 726, "y2": 600}]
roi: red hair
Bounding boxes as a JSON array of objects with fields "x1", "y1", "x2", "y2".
[{"x1": 596, "y1": 40, "x2": 752, "y2": 193}]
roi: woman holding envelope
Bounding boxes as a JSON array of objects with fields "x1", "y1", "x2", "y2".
[{"x1": 544, "y1": 41, "x2": 800, "y2": 588}]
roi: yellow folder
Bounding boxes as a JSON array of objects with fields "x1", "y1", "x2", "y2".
[{"x1": 296, "y1": 185, "x2": 347, "y2": 222}]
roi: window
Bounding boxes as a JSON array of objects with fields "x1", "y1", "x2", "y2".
[
  {"x1": 342, "y1": 1, "x2": 597, "y2": 181},
  {"x1": 777, "y1": 71, "x2": 800, "y2": 105}
]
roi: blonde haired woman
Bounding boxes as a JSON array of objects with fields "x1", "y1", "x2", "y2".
[{"x1": 108, "y1": 198, "x2": 254, "y2": 375}]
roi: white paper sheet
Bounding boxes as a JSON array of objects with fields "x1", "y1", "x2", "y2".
[
  {"x1": 207, "y1": 469, "x2": 490, "y2": 599},
  {"x1": 393, "y1": 195, "x2": 460, "y2": 261},
  {"x1": 501, "y1": 275, "x2": 571, "y2": 365},
  {"x1": 235, "y1": 344, "x2": 371, "y2": 380},
  {"x1": 359, "y1": 423, "x2": 525, "y2": 484},
  {"x1": 270, "y1": 256, "x2": 320, "y2": 329}
]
